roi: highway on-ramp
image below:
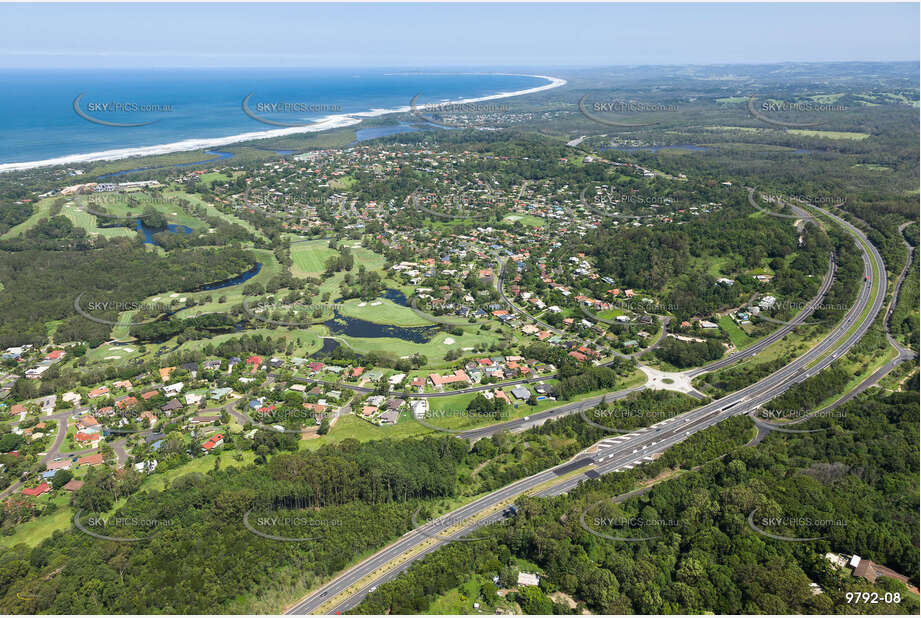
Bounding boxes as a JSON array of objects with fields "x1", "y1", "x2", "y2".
[{"x1": 285, "y1": 197, "x2": 888, "y2": 615}]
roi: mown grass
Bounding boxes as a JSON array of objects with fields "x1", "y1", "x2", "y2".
[{"x1": 291, "y1": 240, "x2": 338, "y2": 277}]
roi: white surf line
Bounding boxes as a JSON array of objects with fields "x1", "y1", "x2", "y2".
[{"x1": 0, "y1": 73, "x2": 567, "y2": 173}]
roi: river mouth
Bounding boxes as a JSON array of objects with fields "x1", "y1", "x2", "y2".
[{"x1": 97, "y1": 149, "x2": 235, "y2": 179}]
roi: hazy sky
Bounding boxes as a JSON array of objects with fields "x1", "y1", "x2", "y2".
[{"x1": 1, "y1": 3, "x2": 918, "y2": 68}]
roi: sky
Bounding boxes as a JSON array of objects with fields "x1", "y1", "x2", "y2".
[{"x1": 0, "y1": 2, "x2": 918, "y2": 69}]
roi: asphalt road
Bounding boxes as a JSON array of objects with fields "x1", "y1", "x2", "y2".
[
  {"x1": 0, "y1": 408, "x2": 132, "y2": 498},
  {"x1": 497, "y1": 259, "x2": 566, "y2": 337},
  {"x1": 285, "y1": 196, "x2": 888, "y2": 615},
  {"x1": 686, "y1": 190, "x2": 838, "y2": 378},
  {"x1": 456, "y1": 385, "x2": 648, "y2": 440}
]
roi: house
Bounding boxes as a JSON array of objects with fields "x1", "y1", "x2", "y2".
[
  {"x1": 210, "y1": 387, "x2": 232, "y2": 400},
  {"x1": 190, "y1": 414, "x2": 221, "y2": 425},
  {"x1": 185, "y1": 393, "x2": 203, "y2": 406},
  {"x1": 385, "y1": 398, "x2": 405, "y2": 410},
  {"x1": 74, "y1": 432, "x2": 101, "y2": 448},
  {"x1": 76, "y1": 415, "x2": 100, "y2": 431},
  {"x1": 410, "y1": 400, "x2": 428, "y2": 419},
  {"x1": 158, "y1": 367, "x2": 176, "y2": 381},
  {"x1": 202, "y1": 433, "x2": 224, "y2": 451},
  {"x1": 37, "y1": 395, "x2": 56, "y2": 414},
  {"x1": 112, "y1": 379, "x2": 132, "y2": 390},
  {"x1": 161, "y1": 398, "x2": 183, "y2": 413},
  {"x1": 45, "y1": 350, "x2": 65, "y2": 361},
  {"x1": 62, "y1": 479, "x2": 84, "y2": 492},
  {"x1": 134, "y1": 460, "x2": 158, "y2": 473},
  {"x1": 202, "y1": 360, "x2": 222, "y2": 370},
  {"x1": 364, "y1": 369, "x2": 384, "y2": 382},
  {"x1": 25, "y1": 366, "x2": 49, "y2": 379},
  {"x1": 511, "y1": 386, "x2": 531, "y2": 400},
  {"x1": 140, "y1": 410, "x2": 158, "y2": 425},
  {"x1": 88, "y1": 386, "x2": 109, "y2": 398},
  {"x1": 517, "y1": 572, "x2": 540, "y2": 587},
  {"x1": 146, "y1": 432, "x2": 166, "y2": 445},
  {"x1": 141, "y1": 390, "x2": 159, "y2": 400},
  {"x1": 759, "y1": 296, "x2": 777, "y2": 310},
  {"x1": 22, "y1": 483, "x2": 51, "y2": 497},
  {"x1": 303, "y1": 402, "x2": 326, "y2": 414},
  {"x1": 379, "y1": 409, "x2": 399, "y2": 425},
  {"x1": 852, "y1": 556, "x2": 917, "y2": 592},
  {"x1": 77, "y1": 453, "x2": 104, "y2": 467},
  {"x1": 46, "y1": 460, "x2": 71, "y2": 471},
  {"x1": 115, "y1": 396, "x2": 138, "y2": 410},
  {"x1": 163, "y1": 382, "x2": 184, "y2": 396},
  {"x1": 429, "y1": 370, "x2": 470, "y2": 387},
  {"x1": 699, "y1": 320, "x2": 718, "y2": 329},
  {"x1": 350, "y1": 366, "x2": 365, "y2": 378}
]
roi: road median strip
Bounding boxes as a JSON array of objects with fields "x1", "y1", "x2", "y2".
[{"x1": 309, "y1": 464, "x2": 594, "y2": 614}]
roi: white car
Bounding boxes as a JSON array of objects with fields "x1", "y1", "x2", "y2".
[{"x1": 523, "y1": 416, "x2": 530, "y2": 421}]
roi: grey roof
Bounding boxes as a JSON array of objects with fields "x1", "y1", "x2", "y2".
[{"x1": 511, "y1": 386, "x2": 531, "y2": 400}]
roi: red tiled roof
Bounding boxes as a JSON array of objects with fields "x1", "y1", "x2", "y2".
[
  {"x1": 77, "y1": 453, "x2": 104, "y2": 466},
  {"x1": 63, "y1": 479, "x2": 84, "y2": 492},
  {"x1": 22, "y1": 483, "x2": 51, "y2": 496}
]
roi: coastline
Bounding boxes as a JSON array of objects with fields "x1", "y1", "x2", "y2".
[{"x1": 0, "y1": 74, "x2": 566, "y2": 174}]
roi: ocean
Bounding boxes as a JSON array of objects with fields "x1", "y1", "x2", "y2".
[{"x1": 0, "y1": 69, "x2": 563, "y2": 170}]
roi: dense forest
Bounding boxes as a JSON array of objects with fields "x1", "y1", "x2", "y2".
[
  {"x1": 0, "y1": 388, "x2": 714, "y2": 613},
  {"x1": 0, "y1": 244, "x2": 256, "y2": 348},
  {"x1": 353, "y1": 389, "x2": 919, "y2": 615}
]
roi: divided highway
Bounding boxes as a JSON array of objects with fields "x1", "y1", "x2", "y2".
[{"x1": 286, "y1": 197, "x2": 889, "y2": 615}]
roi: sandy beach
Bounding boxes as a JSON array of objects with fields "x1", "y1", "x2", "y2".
[{"x1": 0, "y1": 73, "x2": 566, "y2": 173}]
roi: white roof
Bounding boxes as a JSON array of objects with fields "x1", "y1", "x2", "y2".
[{"x1": 517, "y1": 572, "x2": 540, "y2": 587}]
